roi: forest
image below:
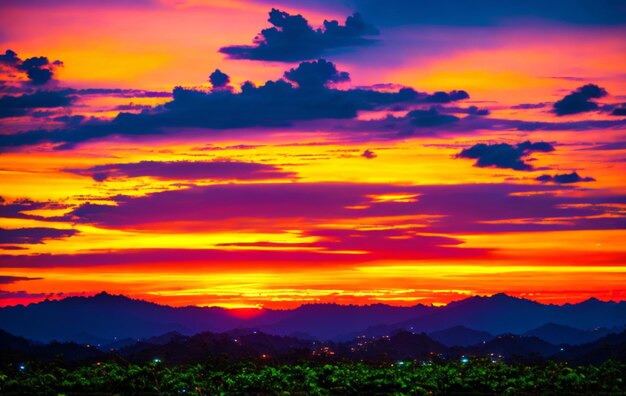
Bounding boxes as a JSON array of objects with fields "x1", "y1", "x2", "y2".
[{"x1": 1, "y1": 358, "x2": 624, "y2": 395}]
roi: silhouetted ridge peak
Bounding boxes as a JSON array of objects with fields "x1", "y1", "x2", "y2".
[{"x1": 578, "y1": 297, "x2": 610, "y2": 306}]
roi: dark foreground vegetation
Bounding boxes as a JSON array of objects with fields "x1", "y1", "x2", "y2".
[{"x1": 1, "y1": 359, "x2": 625, "y2": 395}]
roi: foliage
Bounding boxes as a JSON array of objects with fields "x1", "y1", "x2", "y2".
[{"x1": 1, "y1": 358, "x2": 624, "y2": 395}]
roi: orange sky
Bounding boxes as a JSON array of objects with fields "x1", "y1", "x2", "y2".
[{"x1": 1, "y1": 0, "x2": 625, "y2": 308}]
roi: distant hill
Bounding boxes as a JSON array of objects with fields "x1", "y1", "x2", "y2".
[
  {"x1": 0, "y1": 329, "x2": 103, "y2": 364},
  {"x1": 1, "y1": 292, "x2": 624, "y2": 344},
  {"x1": 121, "y1": 331, "x2": 314, "y2": 364},
  {"x1": 254, "y1": 303, "x2": 434, "y2": 341},
  {"x1": 0, "y1": 292, "x2": 243, "y2": 343},
  {"x1": 0, "y1": 293, "x2": 435, "y2": 343},
  {"x1": 465, "y1": 334, "x2": 559, "y2": 358},
  {"x1": 344, "y1": 331, "x2": 447, "y2": 361},
  {"x1": 352, "y1": 294, "x2": 626, "y2": 338},
  {"x1": 523, "y1": 323, "x2": 620, "y2": 345},
  {"x1": 0, "y1": 328, "x2": 33, "y2": 351},
  {"x1": 429, "y1": 326, "x2": 493, "y2": 347},
  {"x1": 2, "y1": 327, "x2": 626, "y2": 365},
  {"x1": 554, "y1": 330, "x2": 626, "y2": 364}
]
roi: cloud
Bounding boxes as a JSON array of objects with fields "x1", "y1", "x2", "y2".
[
  {"x1": 611, "y1": 107, "x2": 626, "y2": 116},
  {"x1": 422, "y1": 90, "x2": 469, "y2": 103},
  {"x1": 0, "y1": 49, "x2": 63, "y2": 85},
  {"x1": 0, "y1": 248, "x2": 372, "y2": 269},
  {"x1": 553, "y1": 84, "x2": 608, "y2": 116},
  {"x1": 511, "y1": 103, "x2": 547, "y2": 110},
  {"x1": 0, "y1": 197, "x2": 67, "y2": 219},
  {"x1": 0, "y1": 290, "x2": 52, "y2": 300},
  {"x1": 54, "y1": 182, "x2": 625, "y2": 235},
  {"x1": 586, "y1": 141, "x2": 626, "y2": 151},
  {"x1": 466, "y1": 106, "x2": 490, "y2": 116},
  {"x1": 209, "y1": 69, "x2": 230, "y2": 90},
  {"x1": 220, "y1": 8, "x2": 379, "y2": 61},
  {"x1": 457, "y1": 141, "x2": 555, "y2": 171},
  {"x1": 220, "y1": 227, "x2": 484, "y2": 261},
  {"x1": 0, "y1": 90, "x2": 75, "y2": 118},
  {"x1": 74, "y1": 88, "x2": 171, "y2": 98},
  {"x1": 65, "y1": 160, "x2": 296, "y2": 182},
  {"x1": 0, "y1": 275, "x2": 41, "y2": 284},
  {"x1": 409, "y1": 107, "x2": 460, "y2": 127},
  {"x1": 361, "y1": 149, "x2": 376, "y2": 159},
  {"x1": 0, "y1": 227, "x2": 78, "y2": 244},
  {"x1": 283, "y1": 59, "x2": 350, "y2": 89},
  {"x1": 113, "y1": 103, "x2": 153, "y2": 111},
  {"x1": 536, "y1": 172, "x2": 596, "y2": 184},
  {"x1": 1, "y1": 183, "x2": 624, "y2": 269},
  {"x1": 0, "y1": 59, "x2": 470, "y2": 150}
]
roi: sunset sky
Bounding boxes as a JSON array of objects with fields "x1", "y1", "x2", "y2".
[{"x1": 1, "y1": 0, "x2": 625, "y2": 309}]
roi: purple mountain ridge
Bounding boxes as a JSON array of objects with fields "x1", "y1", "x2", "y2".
[{"x1": 0, "y1": 292, "x2": 624, "y2": 344}]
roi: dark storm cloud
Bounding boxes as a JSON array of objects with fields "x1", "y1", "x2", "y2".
[
  {"x1": 254, "y1": 0, "x2": 626, "y2": 26},
  {"x1": 457, "y1": 141, "x2": 555, "y2": 171},
  {"x1": 65, "y1": 160, "x2": 296, "y2": 182},
  {"x1": 0, "y1": 90, "x2": 75, "y2": 118},
  {"x1": 553, "y1": 84, "x2": 608, "y2": 116},
  {"x1": 220, "y1": 8, "x2": 379, "y2": 61},
  {"x1": 0, "y1": 59, "x2": 470, "y2": 150},
  {"x1": 611, "y1": 108, "x2": 626, "y2": 116},
  {"x1": 0, "y1": 49, "x2": 63, "y2": 85},
  {"x1": 0, "y1": 227, "x2": 78, "y2": 244},
  {"x1": 536, "y1": 172, "x2": 596, "y2": 184}
]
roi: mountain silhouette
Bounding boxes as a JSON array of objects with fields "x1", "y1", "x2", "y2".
[
  {"x1": 2, "y1": 327, "x2": 626, "y2": 365},
  {"x1": 523, "y1": 323, "x2": 620, "y2": 346},
  {"x1": 554, "y1": 330, "x2": 626, "y2": 364},
  {"x1": 253, "y1": 303, "x2": 434, "y2": 341},
  {"x1": 0, "y1": 292, "x2": 244, "y2": 343},
  {"x1": 428, "y1": 325, "x2": 494, "y2": 347},
  {"x1": 345, "y1": 330, "x2": 447, "y2": 361},
  {"x1": 464, "y1": 334, "x2": 559, "y2": 358},
  {"x1": 1, "y1": 292, "x2": 624, "y2": 344}
]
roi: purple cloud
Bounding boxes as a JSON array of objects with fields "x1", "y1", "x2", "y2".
[
  {"x1": 457, "y1": 141, "x2": 555, "y2": 171},
  {"x1": 59, "y1": 182, "x2": 626, "y2": 234},
  {"x1": 0, "y1": 227, "x2": 78, "y2": 244},
  {"x1": 220, "y1": 9, "x2": 379, "y2": 61},
  {"x1": 536, "y1": 172, "x2": 596, "y2": 184},
  {"x1": 0, "y1": 275, "x2": 41, "y2": 284},
  {"x1": 64, "y1": 160, "x2": 296, "y2": 182}
]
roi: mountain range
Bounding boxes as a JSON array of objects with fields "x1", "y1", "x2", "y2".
[
  {"x1": 2, "y1": 326, "x2": 626, "y2": 366},
  {"x1": 0, "y1": 292, "x2": 624, "y2": 345}
]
